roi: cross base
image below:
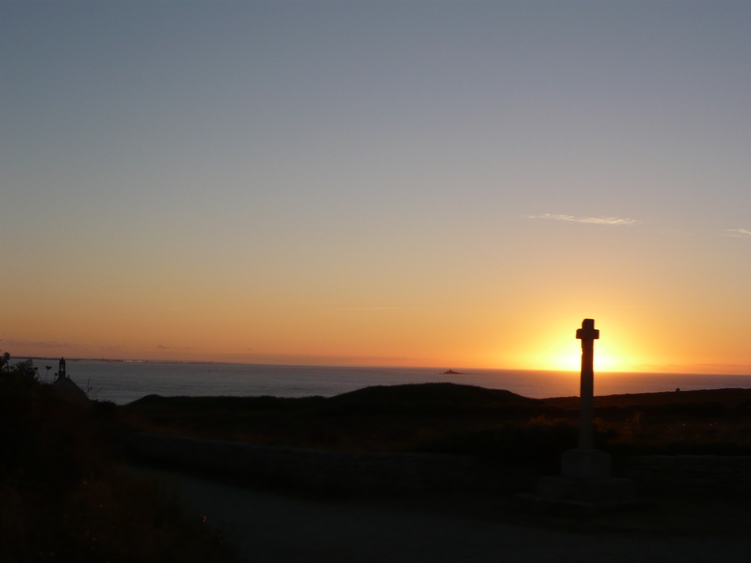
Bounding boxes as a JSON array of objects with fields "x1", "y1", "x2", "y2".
[
  {"x1": 518, "y1": 449, "x2": 649, "y2": 514},
  {"x1": 517, "y1": 491, "x2": 649, "y2": 516},
  {"x1": 561, "y1": 449, "x2": 611, "y2": 479}
]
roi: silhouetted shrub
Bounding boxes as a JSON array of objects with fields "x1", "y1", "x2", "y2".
[{"x1": 0, "y1": 353, "x2": 233, "y2": 563}]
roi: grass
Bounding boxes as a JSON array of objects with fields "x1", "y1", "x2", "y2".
[
  {"x1": 120, "y1": 382, "x2": 751, "y2": 481},
  {"x1": 120, "y1": 384, "x2": 751, "y2": 537}
]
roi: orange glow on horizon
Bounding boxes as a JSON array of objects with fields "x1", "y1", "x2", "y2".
[
  {"x1": 530, "y1": 340, "x2": 639, "y2": 373},
  {"x1": 4, "y1": 283, "x2": 751, "y2": 375}
]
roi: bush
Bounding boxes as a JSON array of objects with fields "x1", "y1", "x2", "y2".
[{"x1": 0, "y1": 353, "x2": 233, "y2": 563}]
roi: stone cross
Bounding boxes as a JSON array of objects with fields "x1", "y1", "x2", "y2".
[{"x1": 576, "y1": 319, "x2": 599, "y2": 449}]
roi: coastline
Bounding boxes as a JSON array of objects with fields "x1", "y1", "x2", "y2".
[{"x1": 20, "y1": 357, "x2": 751, "y2": 405}]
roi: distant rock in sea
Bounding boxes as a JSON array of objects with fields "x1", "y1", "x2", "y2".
[{"x1": 441, "y1": 369, "x2": 461, "y2": 375}]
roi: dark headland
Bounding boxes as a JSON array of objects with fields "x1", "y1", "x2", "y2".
[
  {"x1": 122, "y1": 383, "x2": 751, "y2": 539},
  {"x1": 123, "y1": 382, "x2": 751, "y2": 457}
]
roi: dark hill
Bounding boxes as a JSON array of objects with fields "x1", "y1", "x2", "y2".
[
  {"x1": 334, "y1": 382, "x2": 537, "y2": 405},
  {"x1": 126, "y1": 394, "x2": 325, "y2": 413},
  {"x1": 120, "y1": 383, "x2": 550, "y2": 451},
  {"x1": 125, "y1": 383, "x2": 542, "y2": 415},
  {"x1": 321, "y1": 383, "x2": 541, "y2": 415},
  {"x1": 120, "y1": 383, "x2": 751, "y2": 454}
]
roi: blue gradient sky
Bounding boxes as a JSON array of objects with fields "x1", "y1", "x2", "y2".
[{"x1": 2, "y1": 1, "x2": 750, "y2": 372}]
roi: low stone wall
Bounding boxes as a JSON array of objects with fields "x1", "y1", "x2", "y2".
[
  {"x1": 127, "y1": 433, "x2": 498, "y2": 493},
  {"x1": 626, "y1": 455, "x2": 751, "y2": 493},
  {"x1": 128, "y1": 433, "x2": 751, "y2": 495}
]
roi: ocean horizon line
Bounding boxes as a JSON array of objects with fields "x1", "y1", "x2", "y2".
[
  {"x1": 16, "y1": 355, "x2": 751, "y2": 379},
  {"x1": 19, "y1": 357, "x2": 751, "y2": 405}
]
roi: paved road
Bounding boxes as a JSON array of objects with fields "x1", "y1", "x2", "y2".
[{"x1": 141, "y1": 469, "x2": 751, "y2": 563}]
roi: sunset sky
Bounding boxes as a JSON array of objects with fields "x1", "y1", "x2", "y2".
[{"x1": 2, "y1": 1, "x2": 750, "y2": 374}]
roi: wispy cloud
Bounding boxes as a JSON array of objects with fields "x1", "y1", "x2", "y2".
[
  {"x1": 724, "y1": 228, "x2": 751, "y2": 238},
  {"x1": 156, "y1": 344, "x2": 198, "y2": 350},
  {"x1": 523, "y1": 214, "x2": 638, "y2": 226},
  {"x1": 333, "y1": 307, "x2": 419, "y2": 311}
]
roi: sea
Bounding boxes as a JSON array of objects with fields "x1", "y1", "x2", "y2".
[{"x1": 22, "y1": 358, "x2": 751, "y2": 405}]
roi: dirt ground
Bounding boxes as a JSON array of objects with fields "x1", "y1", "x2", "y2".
[{"x1": 135, "y1": 467, "x2": 751, "y2": 563}]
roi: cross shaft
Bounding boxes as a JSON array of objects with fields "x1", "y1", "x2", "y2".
[{"x1": 576, "y1": 319, "x2": 599, "y2": 449}]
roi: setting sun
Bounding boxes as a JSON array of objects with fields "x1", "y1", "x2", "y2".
[{"x1": 535, "y1": 345, "x2": 625, "y2": 373}]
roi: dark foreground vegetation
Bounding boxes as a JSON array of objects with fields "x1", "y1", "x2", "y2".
[
  {"x1": 123, "y1": 382, "x2": 751, "y2": 475},
  {"x1": 8, "y1": 351, "x2": 751, "y2": 561},
  {"x1": 0, "y1": 353, "x2": 233, "y2": 563}
]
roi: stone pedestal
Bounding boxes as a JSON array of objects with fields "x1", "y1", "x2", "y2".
[
  {"x1": 519, "y1": 449, "x2": 648, "y2": 514},
  {"x1": 562, "y1": 449, "x2": 611, "y2": 479}
]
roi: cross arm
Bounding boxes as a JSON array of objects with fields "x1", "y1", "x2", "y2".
[{"x1": 576, "y1": 319, "x2": 600, "y2": 341}]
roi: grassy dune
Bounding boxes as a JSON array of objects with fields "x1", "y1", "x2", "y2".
[{"x1": 121, "y1": 383, "x2": 751, "y2": 465}]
